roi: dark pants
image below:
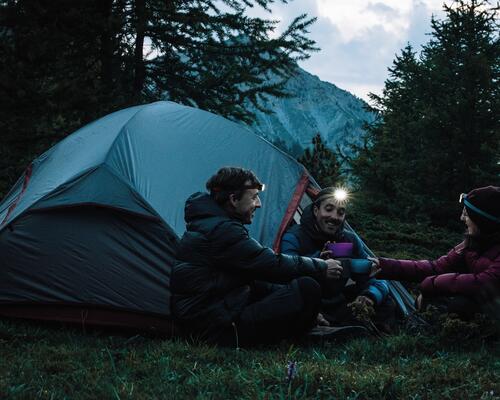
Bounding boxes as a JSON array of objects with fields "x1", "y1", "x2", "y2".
[
  {"x1": 217, "y1": 277, "x2": 322, "y2": 347},
  {"x1": 421, "y1": 295, "x2": 487, "y2": 319}
]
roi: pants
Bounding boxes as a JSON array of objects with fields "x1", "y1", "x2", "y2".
[
  {"x1": 421, "y1": 295, "x2": 499, "y2": 320},
  {"x1": 217, "y1": 277, "x2": 322, "y2": 347}
]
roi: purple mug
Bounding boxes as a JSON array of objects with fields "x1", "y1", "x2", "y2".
[{"x1": 326, "y1": 242, "x2": 353, "y2": 257}]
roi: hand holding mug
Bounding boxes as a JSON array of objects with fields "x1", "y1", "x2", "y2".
[
  {"x1": 320, "y1": 241, "x2": 333, "y2": 259},
  {"x1": 367, "y1": 257, "x2": 381, "y2": 278},
  {"x1": 325, "y1": 258, "x2": 343, "y2": 280}
]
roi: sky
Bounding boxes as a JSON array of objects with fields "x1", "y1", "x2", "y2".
[{"x1": 246, "y1": 0, "x2": 448, "y2": 102}]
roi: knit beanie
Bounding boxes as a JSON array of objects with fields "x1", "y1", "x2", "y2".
[{"x1": 463, "y1": 186, "x2": 500, "y2": 234}]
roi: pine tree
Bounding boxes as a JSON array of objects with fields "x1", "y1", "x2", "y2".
[
  {"x1": 0, "y1": 0, "x2": 318, "y2": 197},
  {"x1": 127, "y1": 0, "x2": 318, "y2": 123},
  {"x1": 350, "y1": 0, "x2": 500, "y2": 223},
  {"x1": 298, "y1": 134, "x2": 343, "y2": 188}
]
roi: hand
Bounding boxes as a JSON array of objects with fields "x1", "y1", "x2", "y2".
[
  {"x1": 320, "y1": 241, "x2": 333, "y2": 259},
  {"x1": 325, "y1": 258, "x2": 343, "y2": 280},
  {"x1": 353, "y1": 295, "x2": 375, "y2": 308},
  {"x1": 319, "y1": 250, "x2": 333, "y2": 259},
  {"x1": 415, "y1": 293, "x2": 424, "y2": 311},
  {"x1": 367, "y1": 257, "x2": 381, "y2": 278},
  {"x1": 316, "y1": 312, "x2": 330, "y2": 326}
]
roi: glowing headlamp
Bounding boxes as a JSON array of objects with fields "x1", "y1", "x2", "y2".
[
  {"x1": 334, "y1": 188, "x2": 348, "y2": 202},
  {"x1": 314, "y1": 187, "x2": 350, "y2": 206}
]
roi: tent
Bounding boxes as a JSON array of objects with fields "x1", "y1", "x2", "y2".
[{"x1": 0, "y1": 101, "x2": 414, "y2": 334}]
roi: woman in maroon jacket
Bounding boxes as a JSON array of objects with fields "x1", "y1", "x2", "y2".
[{"x1": 371, "y1": 186, "x2": 500, "y2": 318}]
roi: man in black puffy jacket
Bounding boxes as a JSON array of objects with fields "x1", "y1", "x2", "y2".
[{"x1": 171, "y1": 167, "x2": 343, "y2": 346}]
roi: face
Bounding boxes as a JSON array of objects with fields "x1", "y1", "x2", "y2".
[
  {"x1": 313, "y1": 198, "x2": 346, "y2": 236},
  {"x1": 230, "y1": 187, "x2": 262, "y2": 224},
  {"x1": 461, "y1": 207, "x2": 480, "y2": 236}
]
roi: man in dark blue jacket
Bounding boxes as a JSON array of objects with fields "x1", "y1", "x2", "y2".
[
  {"x1": 281, "y1": 187, "x2": 394, "y2": 327},
  {"x1": 171, "y1": 167, "x2": 345, "y2": 346}
]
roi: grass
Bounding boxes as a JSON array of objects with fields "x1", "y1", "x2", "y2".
[
  {"x1": 0, "y1": 215, "x2": 499, "y2": 399},
  {"x1": 0, "y1": 319, "x2": 498, "y2": 399}
]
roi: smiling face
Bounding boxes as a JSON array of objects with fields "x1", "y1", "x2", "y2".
[
  {"x1": 313, "y1": 198, "x2": 346, "y2": 236},
  {"x1": 230, "y1": 186, "x2": 262, "y2": 224},
  {"x1": 461, "y1": 207, "x2": 480, "y2": 236}
]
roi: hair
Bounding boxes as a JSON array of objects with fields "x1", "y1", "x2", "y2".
[
  {"x1": 313, "y1": 187, "x2": 338, "y2": 208},
  {"x1": 206, "y1": 167, "x2": 262, "y2": 205}
]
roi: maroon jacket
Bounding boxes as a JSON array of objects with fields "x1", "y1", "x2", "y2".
[{"x1": 378, "y1": 241, "x2": 500, "y2": 299}]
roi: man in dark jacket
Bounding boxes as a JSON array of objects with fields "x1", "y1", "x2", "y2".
[
  {"x1": 281, "y1": 187, "x2": 393, "y2": 328},
  {"x1": 171, "y1": 167, "x2": 343, "y2": 346}
]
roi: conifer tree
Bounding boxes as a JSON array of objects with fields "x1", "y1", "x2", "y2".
[
  {"x1": 126, "y1": 0, "x2": 318, "y2": 123},
  {"x1": 0, "y1": 0, "x2": 317, "y2": 197},
  {"x1": 298, "y1": 134, "x2": 343, "y2": 188},
  {"x1": 351, "y1": 0, "x2": 500, "y2": 222}
]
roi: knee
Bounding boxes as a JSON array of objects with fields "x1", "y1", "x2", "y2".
[{"x1": 296, "y1": 276, "x2": 322, "y2": 307}]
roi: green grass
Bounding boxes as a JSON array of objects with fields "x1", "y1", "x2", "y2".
[
  {"x1": 0, "y1": 216, "x2": 499, "y2": 399},
  {"x1": 0, "y1": 319, "x2": 498, "y2": 399}
]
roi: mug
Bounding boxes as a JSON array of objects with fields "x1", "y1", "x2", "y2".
[{"x1": 326, "y1": 242, "x2": 353, "y2": 257}]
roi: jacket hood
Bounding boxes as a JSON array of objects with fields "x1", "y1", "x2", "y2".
[
  {"x1": 300, "y1": 203, "x2": 346, "y2": 243},
  {"x1": 184, "y1": 192, "x2": 229, "y2": 224}
]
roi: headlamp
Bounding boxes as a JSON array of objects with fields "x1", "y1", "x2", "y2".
[
  {"x1": 314, "y1": 187, "x2": 350, "y2": 206},
  {"x1": 334, "y1": 188, "x2": 348, "y2": 202},
  {"x1": 460, "y1": 192, "x2": 500, "y2": 223},
  {"x1": 243, "y1": 183, "x2": 265, "y2": 192},
  {"x1": 211, "y1": 182, "x2": 265, "y2": 193}
]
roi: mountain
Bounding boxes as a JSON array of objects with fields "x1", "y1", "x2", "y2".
[{"x1": 245, "y1": 67, "x2": 376, "y2": 156}]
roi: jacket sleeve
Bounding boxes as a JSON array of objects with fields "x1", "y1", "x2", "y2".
[
  {"x1": 419, "y1": 257, "x2": 500, "y2": 297},
  {"x1": 280, "y1": 232, "x2": 301, "y2": 256},
  {"x1": 377, "y1": 245, "x2": 465, "y2": 282},
  {"x1": 210, "y1": 220, "x2": 328, "y2": 283},
  {"x1": 360, "y1": 279, "x2": 389, "y2": 305},
  {"x1": 281, "y1": 232, "x2": 320, "y2": 258}
]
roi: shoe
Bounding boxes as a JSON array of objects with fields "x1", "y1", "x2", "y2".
[{"x1": 306, "y1": 325, "x2": 370, "y2": 341}]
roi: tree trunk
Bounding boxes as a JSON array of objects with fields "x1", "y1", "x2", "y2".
[{"x1": 133, "y1": 0, "x2": 146, "y2": 101}]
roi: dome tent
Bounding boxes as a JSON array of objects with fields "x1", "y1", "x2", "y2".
[{"x1": 0, "y1": 101, "x2": 414, "y2": 333}]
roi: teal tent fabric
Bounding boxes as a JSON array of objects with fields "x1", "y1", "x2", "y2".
[
  {"x1": 0, "y1": 101, "x2": 415, "y2": 328},
  {"x1": 0, "y1": 101, "x2": 309, "y2": 320}
]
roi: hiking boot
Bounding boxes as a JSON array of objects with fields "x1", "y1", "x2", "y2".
[{"x1": 306, "y1": 325, "x2": 370, "y2": 341}]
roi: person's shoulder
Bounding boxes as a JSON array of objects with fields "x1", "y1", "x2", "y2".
[
  {"x1": 341, "y1": 229, "x2": 359, "y2": 243},
  {"x1": 285, "y1": 223, "x2": 303, "y2": 237},
  {"x1": 210, "y1": 217, "x2": 249, "y2": 238}
]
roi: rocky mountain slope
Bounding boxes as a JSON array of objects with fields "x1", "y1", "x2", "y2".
[{"x1": 246, "y1": 67, "x2": 376, "y2": 156}]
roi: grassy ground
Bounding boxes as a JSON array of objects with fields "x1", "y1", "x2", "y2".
[{"x1": 0, "y1": 216, "x2": 499, "y2": 399}]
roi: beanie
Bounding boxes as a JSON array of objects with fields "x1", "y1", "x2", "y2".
[{"x1": 462, "y1": 186, "x2": 500, "y2": 234}]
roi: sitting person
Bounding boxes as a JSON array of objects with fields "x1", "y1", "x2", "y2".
[
  {"x1": 171, "y1": 167, "x2": 346, "y2": 347},
  {"x1": 371, "y1": 186, "x2": 500, "y2": 319},
  {"x1": 281, "y1": 187, "x2": 393, "y2": 328}
]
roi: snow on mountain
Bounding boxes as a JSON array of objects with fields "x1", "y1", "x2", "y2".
[{"x1": 245, "y1": 67, "x2": 376, "y2": 155}]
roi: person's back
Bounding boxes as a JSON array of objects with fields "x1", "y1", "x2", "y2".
[{"x1": 171, "y1": 167, "x2": 343, "y2": 346}]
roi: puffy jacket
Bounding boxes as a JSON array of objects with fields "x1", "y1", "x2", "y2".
[
  {"x1": 378, "y1": 241, "x2": 500, "y2": 299},
  {"x1": 171, "y1": 192, "x2": 328, "y2": 338},
  {"x1": 281, "y1": 204, "x2": 389, "y2": 305}
]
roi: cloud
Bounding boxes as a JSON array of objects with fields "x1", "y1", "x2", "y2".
[{"x1": 243, "y1": 0, "x2": 445, "y2": 101}]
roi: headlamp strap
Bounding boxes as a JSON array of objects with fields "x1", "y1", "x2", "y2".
[{"x1": 463, "y1": 198, "x2": 500, "y2": 223}]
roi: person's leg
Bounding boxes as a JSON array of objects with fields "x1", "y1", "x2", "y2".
[
  {"x1": 421, "y1": 295, "x2": 479, "y2": 319},
  {"x1": 235, "y1": 277, "x2": 322, "y2": 346}
]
